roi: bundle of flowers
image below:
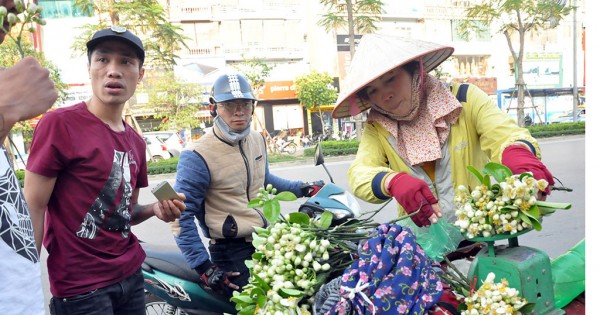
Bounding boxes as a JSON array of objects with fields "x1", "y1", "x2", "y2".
[
  {"x1": 453, "y1": 162, "x2": 571, "y2": 239},
  {"x1": 232, "y1": 185, "x2": 382, "y2": 315},
  {"x1": 460, "y1": 272, "x2": 533, "y2": 315}
]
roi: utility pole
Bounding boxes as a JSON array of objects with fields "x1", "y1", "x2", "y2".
[{"x1": 572, "y1": 0, "x2": 578, "y2": 122}]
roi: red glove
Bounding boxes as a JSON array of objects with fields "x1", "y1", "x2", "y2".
[
  {"x1": 502, "y1": 145, "x2": 555, "y2": 195},
  {"x1": 387, "y1": 173, "x2": 438, "y2": 227},
  {"x1": 301, "y1": 180, "x2": 325, "y2": 197}
]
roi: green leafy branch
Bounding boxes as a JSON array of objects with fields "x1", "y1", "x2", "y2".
[{"x1": 0, "y1": 0, "x2": 46, "y2": 58}]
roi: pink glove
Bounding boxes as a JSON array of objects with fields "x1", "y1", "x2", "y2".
[
  {"x1": 388, "y1": 173, "x2": 438, "y2": 227},
  {"x1": 502, "y1": 144, "x2": 555, "y2": 195}
]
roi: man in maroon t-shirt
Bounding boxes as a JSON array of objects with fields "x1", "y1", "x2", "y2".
[{"x1": 24, "y1": 27, "x2": 186, "y2": 315}]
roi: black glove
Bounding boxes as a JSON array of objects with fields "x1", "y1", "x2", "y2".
[
  {"x1": 301, "y1": 180, "x2": 325, "y2": 197},
  {"x1": 196, "y1": 263, "x2": 237, "y2": 293}
]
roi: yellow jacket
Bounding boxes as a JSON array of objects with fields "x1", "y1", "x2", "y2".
[{"x1": 348, "y1": 82, "x2": 540, "y2": 220}]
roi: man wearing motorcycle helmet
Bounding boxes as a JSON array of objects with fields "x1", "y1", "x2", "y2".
[{"x1": 173, "y1": 72, "x2": 323, "y2": 298}]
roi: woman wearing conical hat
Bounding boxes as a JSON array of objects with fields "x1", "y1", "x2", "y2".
[{"x1": 333, "y1": 34, "x2": 554, "y2": 236}]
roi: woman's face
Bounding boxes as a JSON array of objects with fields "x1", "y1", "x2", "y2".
[{"x1": 363, "y1": 66, "x2": 415, "y2": 117}]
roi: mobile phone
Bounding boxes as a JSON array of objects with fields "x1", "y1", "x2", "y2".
[{"x1": 151, "y1": 181, "x2": 181, "y2": 201}]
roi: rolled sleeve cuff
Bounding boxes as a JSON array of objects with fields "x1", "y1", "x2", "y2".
[{"x1": 372, "y1": 171, "x2": 393, "y2": 200}]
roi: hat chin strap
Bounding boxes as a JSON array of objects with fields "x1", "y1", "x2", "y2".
[{"x1": 214, "y1": 115, "x2": 252, "y2": 142}]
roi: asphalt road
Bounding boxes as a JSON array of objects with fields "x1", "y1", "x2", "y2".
[{"x1": 39, "y1": 135, "x2": 586, "y2": 312}]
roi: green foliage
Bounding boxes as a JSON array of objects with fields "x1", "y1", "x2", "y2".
[
  {"x1": 526, "y1": 122, "x2": 585, "y2": 138},
  {"x1": 295, "y1": 71, "x2": 338, "y2": 111},
  {"x1": 71, "y1": 0, "x2": 189, "y2": 70},
  {"x1": 146, "y1": 157, "x2": 179, "y2": 175},
  {"x1": 318, "y1": 0, "x2": 385, "y2": 34},
  {"x1": 233, "y1": 57, "x2": 273, "y2": 94},
  {"x1": 139, "y1": 71, "x2": 207, "y2": 131},
  {"x1": 303, "y1": 140, "x2": 360, "y2": 157},
  {"x1": 457, "y1": 0, "x2": 574, "y2": 125}
]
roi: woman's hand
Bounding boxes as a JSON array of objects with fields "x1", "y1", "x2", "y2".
[
  {"x1": 502, "y1": 144, "x2": 554, "y2": 200},
  {"x1": 386, "y1": 172, "x2": 442, "y2": 226}
]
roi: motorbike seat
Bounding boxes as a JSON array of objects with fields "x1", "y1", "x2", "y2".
[{"x1": 141, "y1": 242, "x2": 200, "y2": 283}]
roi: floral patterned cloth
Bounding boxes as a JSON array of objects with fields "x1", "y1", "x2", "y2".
[{"x1": 324, "y1": 224, "x2": 444, "y2": 315}]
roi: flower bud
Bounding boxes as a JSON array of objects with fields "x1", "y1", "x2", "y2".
[
  {"x1": 7, "y1": 12, "x2": 17, "y2": 24},
  {"x1": 27, "y1": 3, "x2": 38, "y2": 15},
  {"x1": 15, "y1": 0, "x2": 23, "y2": 13},
  {"x1": 0, "y1": 6, "x2": 7, "y2": 17}
]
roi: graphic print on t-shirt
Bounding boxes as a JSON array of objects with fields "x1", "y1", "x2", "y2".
[
  {"x1": 77, "y1": 150, "x2": 134, "y2": 239},
  {"x1": 0, "y1": 147, "x2": 39, "y2": 263}
]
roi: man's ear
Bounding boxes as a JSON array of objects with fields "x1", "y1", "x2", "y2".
[
  {"x1": 138, "y1": 68, "x2": 145, "y2": 83},
  {"x1": 209, "y1": 103, "x2": 217, "y2": 117}
]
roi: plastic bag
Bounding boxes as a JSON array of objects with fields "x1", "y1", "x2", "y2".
[
  {"x1": 401, "y1": 216, "x2": 464, "y2": 261},
  {"x1": 551, "y1": 239, "x2": 585, "y2": 309}
]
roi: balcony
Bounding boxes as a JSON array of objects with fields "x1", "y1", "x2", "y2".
[{"x1": 170, "y1": 4, "x2": 214, "y2": 22}]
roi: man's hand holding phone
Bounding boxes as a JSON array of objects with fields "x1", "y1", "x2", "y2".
[{"x1": 151, "y1": 181, "x2": 186, "y2": 222}]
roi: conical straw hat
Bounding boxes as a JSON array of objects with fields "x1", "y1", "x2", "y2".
[{"x1": 332, "y1": 34, "x2": 454, "y2": 119}]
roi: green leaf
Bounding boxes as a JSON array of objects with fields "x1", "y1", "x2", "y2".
[
  {"x1": 538, "y1": 206, "x2": 557, "y2": 216},
  {"x1": 251, "y1": 233, "x2": 266, "y2": 248},
  {"x1": 252, "y1": 270, "x2": 270, "y2": 291},
  {"x1": 319, "y1": 211, "x2": 334, "y2": 229},
  {"x1": 263, "y1": 200, "x2": 281, "y2": 223},
  {"x1": 247, "y1": 199, "x2": 262, "y2": 208},
  {"x1": 457, "y1": 303, "x2": 468, "y2": 312},
  {"x1": 529, "y1": 217, "x2": 542, "y2": 231},
  {"x1": 238, "y1": 305, "x2": 257, "y2": 315},
  {"x1": 483, "y1": 174, "x2": 491, "y2": 188},
  {"x1": 289, "y1": 212, "x2": 310, "y2": 225},
  {"x1": 256, "y1": 294, "x2": 267, "y2": 308},
  {"x1": 279, "y1": 288, "x2": 304, "y2": 298},
  {"x1": 482, "y1": 162, "x2": 513, "y2": 183},
  {"x1": 467, "y1": 165, "x2": 484, "y2": 184},
  {"x1": 275, "y1": 191, "x2": 298, "y2": 201},
  {"x1": 519, "y1": 172, "x2": 533, "y2": 181},
  {"x1": 526, "y1": 204, "x2": 541, "y2": 219},
  {"x1": 500, "y1": 205, "x2": 519, "y2": 213},
  {"x1": 518, "y1": 302, "x2": 536, "y2": 314},
  {"x1": 536, "y1": 201, "x2": 572, "y2": 209},
  {"x1": 251, "y1": 252, "x2": 264, "y2": 261},
  {"x1": 253, "y1": 226, "x2": 269, "y2": 234},
  {"x1": 519, "y1": 211, "x2": 533, "y2": 226},
  {"x1": 230, "y1": 295, "x2": 254, "y2": 304}
]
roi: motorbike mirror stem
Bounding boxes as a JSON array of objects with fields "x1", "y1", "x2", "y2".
[{"x1": 314, "y1": 142, "x2": 335, "y2": 183}]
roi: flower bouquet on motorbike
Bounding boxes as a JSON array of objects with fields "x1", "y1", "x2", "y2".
[
  {"x1": 453, "y1": 162, "x2": 571, "y2": 240},
  {"x1": 231, "y1": 185, "x2": 390, "y2": 315}
]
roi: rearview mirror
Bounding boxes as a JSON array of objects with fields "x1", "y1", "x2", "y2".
[{"x1": 314, "y1": 142, "x2": 324, "y2": 166}]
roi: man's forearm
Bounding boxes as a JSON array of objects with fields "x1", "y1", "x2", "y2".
[{"x1": 131, "y1": 202, "x2": 156, "y2": 225}]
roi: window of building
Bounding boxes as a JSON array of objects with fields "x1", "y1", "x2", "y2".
[
  {"x1": 38, "y1": 0, "x2": 90, "y2": 19},
  {"x1": 453, "y1": 55, "x2": 490, "y2": 77}
]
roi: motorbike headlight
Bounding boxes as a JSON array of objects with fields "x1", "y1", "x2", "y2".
[{"x1": 329, "y1": 191, "x2": 361, "y2": 218}]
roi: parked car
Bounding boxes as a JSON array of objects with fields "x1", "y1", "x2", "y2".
[
  {"x1": 144, "y1": 135, "x2": 171, "y2": 161},
  {"x1": 144, "y1": 131, "x2": 184, "y2": 157}
]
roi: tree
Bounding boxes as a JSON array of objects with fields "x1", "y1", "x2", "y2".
[
  {"x1": 318, "y1": 0, "x2": 384, "y2": 58},
  {"x1": 138, "y1": 71, "x2": 207, "y2": 132},
  {"x1": 71, "y1": 0, "x2": 188, "y2": 70},
  {"x1": 295, "y1": 71, "x2": 338, "y2": 135},
  {"x1": 458, "y1": 0, "x2": 573, "y2": 126}
]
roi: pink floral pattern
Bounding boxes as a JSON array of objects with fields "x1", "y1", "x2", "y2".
[{"x1": 324, "y1": 224, "x2": 443, "y2": 315}]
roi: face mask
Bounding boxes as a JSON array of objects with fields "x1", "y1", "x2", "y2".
[{"x1": 214, "y1": 115, "x2": 252, "y2": 142}]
